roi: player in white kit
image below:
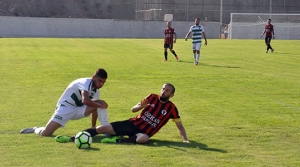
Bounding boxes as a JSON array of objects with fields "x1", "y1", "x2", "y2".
[
  {"x1": 185, "y1": 18, "x2": 207, "y2": 65},
  {"x1": 20, "y1": 68, "x2": 109, "y2": 136}
]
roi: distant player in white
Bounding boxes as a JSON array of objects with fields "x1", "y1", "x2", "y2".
[
  {"x1": 20, "y1": 68, "x2": 109, "y2": 136},
  {"x1": 185, "y1": 18, "x2": 207, "y2": 65}
]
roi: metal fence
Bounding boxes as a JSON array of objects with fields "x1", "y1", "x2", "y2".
[{"x1": 135, "y1": 0, "x2": 300, "y2": 25}]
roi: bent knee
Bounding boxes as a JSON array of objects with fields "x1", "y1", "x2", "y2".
[
  {"x1": 92, "y1": 100, "x2": 108, "y2": 109},
  {"x1": 136, "y1": 133, "x2": 149, "y2": 144}
]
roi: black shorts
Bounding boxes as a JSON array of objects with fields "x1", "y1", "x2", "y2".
[
  {"x1": 164, "y1": 44, "x2": 173, "y2": 49},
  {"x1": 111, "y1": 120, "x2": 143, "y2": 137},
  {"x1": 265, "y1": 37, "x2": 272, "y2": 44}
]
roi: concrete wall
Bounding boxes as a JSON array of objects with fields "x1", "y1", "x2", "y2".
[{"x1": 0, "y1": 16, "x2": 220, "y2": 38}]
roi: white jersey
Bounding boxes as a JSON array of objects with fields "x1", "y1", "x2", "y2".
[
  {"x1": 57, "y1": 78, "x2": 100, "y2": 107},
  {"x1": 189, "y1": 25, "x2": 205, "y2": 44}
]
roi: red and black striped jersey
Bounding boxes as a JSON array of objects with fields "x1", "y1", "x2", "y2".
[
  {"x1": 164, "y1": 27, "x2": 175, "y2": 44},
  {"x1": 129, "y1": 94, "x2": 181, "y2": 137},
  {"x1": 265, "y1": 24, "x2": 274, "y2": 37}
]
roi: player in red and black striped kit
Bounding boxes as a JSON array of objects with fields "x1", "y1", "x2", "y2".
[
  {"x1": 55, "y1": 83, "x2": 189, "y2": 144},
  {"x1": 164, "y1": 21, "x2": 178, "y2": 61},
  {"x1": 129, "y1": 93, "x2": 181, "y2": 138},
  {"x1": 261, "y1": 19, "x2": 275, "y2": 53}
]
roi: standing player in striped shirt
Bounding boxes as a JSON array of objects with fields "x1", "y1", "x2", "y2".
[
  {"x1": 185, "y1": 18, "x2": 207, "y2": 65},
  {"x1": 20, "y1": 68, "x2": 109, "y2": 136},
  {"x1": 164, "y1": 21, "x2": 178, "y2": 61},
  {"x1": 55, "y1": 83, "x2": 189, "y2": 144},
  {"x1": 261, "y1": 19, "x2": 275, "y2": 53}
]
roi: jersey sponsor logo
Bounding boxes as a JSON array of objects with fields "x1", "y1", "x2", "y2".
[
  {"x1": 140, "y1": 111, "x2": 161, "y2": 128},
  {"x1": 54, "y1": 115, "x2": 63, "y2": 120},
  {"x1": 161, "y1": 110, "x2": 167, "y2": 115},
  {"x1": 150, "y1": 104, "x2": 155, "y2": 108}
]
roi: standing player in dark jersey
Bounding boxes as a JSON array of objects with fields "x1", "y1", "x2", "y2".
[
  {"x1": 261, "y1": 19, "x2": 275, "y2": 53},
  {"x1": 164, "y1": 21, "x2": 178, "y2": 61},
  {"x1": 55, "y1": 83, "x2": 189, "y2": 144}
]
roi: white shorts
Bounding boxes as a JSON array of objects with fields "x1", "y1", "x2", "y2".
[
  {"x1": 47, "y1": 104, "x2": 88, "y2": 127},
  {"x1": 192, "y1": 43, "x2": 201, "y2": 51}
]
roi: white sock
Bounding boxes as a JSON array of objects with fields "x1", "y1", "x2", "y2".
[
  {"x1": 196, "y1": 54, "x2": 200, "y2": 62},
  {"x1": 193, "y1": 53, "x2": 196, "y2": 61},
  {"x1": 97, "y1": 108, "x2": 109, "y2": 126},
  {"x1": 34, "y1": 127, "x2": 45, "y2": 135}
]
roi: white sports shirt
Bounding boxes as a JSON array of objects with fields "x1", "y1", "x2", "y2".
[
  {"x1": 57, "y1": 78, "x2": 100, "y2": 107},
  {"x1": 189, "y1": 25, "x2": 205, "y2": 44}
]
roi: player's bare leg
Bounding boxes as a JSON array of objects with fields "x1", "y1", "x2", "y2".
[
  {"x1": 136, "y1": 133, "x2": 149, "y2": 144},
  {"x1": 38, "y1": 121, "x2": 61, "y2": 136},
  {"x1": 20, "y1": 120, "x2": 61, "y2": 136},
  {"x1": 84, "y1": 99, "x2": 108, "y2": 116}
]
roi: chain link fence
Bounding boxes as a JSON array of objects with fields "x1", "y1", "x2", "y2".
[{"x1": 135, "y1": 0, "x2": 300, "y2": 23}]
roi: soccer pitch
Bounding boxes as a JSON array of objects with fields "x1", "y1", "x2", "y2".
[{"x1": 0, "y1": 38, "x2": 299, "y2": 167}]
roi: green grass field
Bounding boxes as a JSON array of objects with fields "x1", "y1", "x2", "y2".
[{"x1": 0, "y1": 38, "x2": 299, "y2": 167}]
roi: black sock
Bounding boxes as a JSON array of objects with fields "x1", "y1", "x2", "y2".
[
  {"x1": 269, "y1": 45, "x2": 273, "y2": 50},
  {"x1": 267, "y1": 44, "x2": 271, "y2": 51},
  {"x1": 171, "y1": 50, "x2": 177, "y2": 56},
  {"x1": 70, "y1": 136, "x2": 75, "y2": 142},
  {"x1": 69, "y1": 128, "x2": 97, "y2": 142},
  {"x1": 117, "y1": 136, "x2": 137, "y2": 143},
  {"x1": 83, "y1": 128, "x2": 98, "y2": 137},
  {"x1": 164, "y1": 51, "x2": 167, "y2": 60}
]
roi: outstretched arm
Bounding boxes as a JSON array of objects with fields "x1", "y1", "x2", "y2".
[{"x1": 175, "y1": 121, "x2": 189, "y2": 142}]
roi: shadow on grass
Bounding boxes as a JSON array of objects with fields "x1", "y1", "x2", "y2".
[
  {"x1": 178, "y1": 60, "x2": 240, "y2": 69},
  {"x1": 147, "y1": 139, "x2": 227, "y2": 153},
  {"x1": 200, "y1": 63, "x2": 241, "y2": 69},
  {"x1": 92, "y1": 136, "x2": 227, "y2": 153},
  {"x1": 77, "y1": 147, "x2": 100, "y2": 151}
]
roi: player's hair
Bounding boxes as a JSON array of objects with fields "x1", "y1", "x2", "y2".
[
  {"x1": 196, "y1": 18, "x2": 200, "y2": 21},
  {"x1": 94, "y1": 68, "x2": 107, "y2": 79},
  {"x1": 165, "y1": 83, "x2": 175, "y2": 94},
  {"x1": 268, "y1": 19, "x2": 271, "y2": 22}
]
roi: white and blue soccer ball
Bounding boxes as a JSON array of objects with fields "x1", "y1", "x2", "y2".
[{"x1": 74, "y1": 131, "x2": 92, "y2": 149}]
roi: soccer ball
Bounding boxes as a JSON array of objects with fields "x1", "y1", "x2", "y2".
[{"x1": 74, "y1": 131, "x2": 92, "y2": 149}]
